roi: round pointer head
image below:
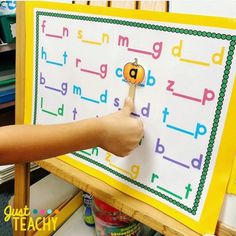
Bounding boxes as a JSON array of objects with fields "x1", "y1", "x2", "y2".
[{"x1": 123, "y1": 58, "x2": 145, "y2": 85}]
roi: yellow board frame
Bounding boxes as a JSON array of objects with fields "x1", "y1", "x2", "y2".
[
  {"x1": 227, "y1": 156, "x2": 236, "y2": 194},
  {"x1": 24, "y1": 2, "x2": 236, "y2": 234}
]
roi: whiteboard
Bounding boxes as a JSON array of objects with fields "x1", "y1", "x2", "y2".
[{"x1": 24, "y1": 2, "x2": 236, "y2": 234}]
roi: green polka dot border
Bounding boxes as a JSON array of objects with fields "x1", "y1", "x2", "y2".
[{"x1": 34, "y1": 11, "x2": 236, "y2": 216}]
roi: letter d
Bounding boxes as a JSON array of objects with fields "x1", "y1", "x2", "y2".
[
  {"x1": 58, "y1": 104, "x2": 64, "y2": 116},
  {"x1": 212, "y1": 47, "x2": 225, "y2": 65},
  {"x1": 100, "y1": 90, "x2": 108, "y2": 103},
  {"x1": 191, "y1": 154, "x2": 203, "y2": 170},
  {"x1": 172, "y1": 40, "x2": 183, "y2": 57},
  {"x1": 141, "y1": 102, "x2": 150, "y2": 117}
]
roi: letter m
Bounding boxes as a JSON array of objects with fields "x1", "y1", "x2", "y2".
[
  {"x1": 118, "y1": 35, "x2": 129, "y2": 47},
  {"x1": 73, "y1": 85, "x2": 82, "y2": 96}
]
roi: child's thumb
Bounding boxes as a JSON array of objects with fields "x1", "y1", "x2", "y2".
[{"x1": 123, "y1": 97, "x2": 134, "y2": 114}]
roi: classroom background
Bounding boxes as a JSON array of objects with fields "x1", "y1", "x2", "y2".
[{"x1": 0, "y1": 1, "x2": 235, "y2": 236}]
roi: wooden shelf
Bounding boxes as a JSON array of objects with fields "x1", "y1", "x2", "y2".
[
  {"x1": 36, "y1": 158, "x2": 236, "y2": 236},
  {"x1": 0, "y1": 43, "x2": 16, "y2": 53},
  {"x1": 36, "y1": 158, "x2": 200, "y2": 236}
]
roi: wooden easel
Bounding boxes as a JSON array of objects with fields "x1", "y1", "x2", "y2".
[
  {"x1": 14, "y1": 1, "x2": 236, "y2": 236},
  {"x1": 14, "y1": 2, "x2": 30, "y2": 236}
]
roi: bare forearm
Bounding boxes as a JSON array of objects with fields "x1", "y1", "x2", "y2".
[
  {"x1": 0, "y1": 118, "x2": 103, "y2": 165},
  {"x1": 0, "y1": 97, "x2": 144, "y2": 165}
]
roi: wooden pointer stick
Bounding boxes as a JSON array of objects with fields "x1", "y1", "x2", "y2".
[
  {"x1": 123, "y1": 58, "x2": 145, "y2": 102},
  {"x1": 128, "y1": 84, "x2": 136, "y2": 102}
]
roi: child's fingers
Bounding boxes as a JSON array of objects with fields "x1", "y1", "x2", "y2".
[{"x1": 122, "y1": 97, "x2": 134, "y2": 114}]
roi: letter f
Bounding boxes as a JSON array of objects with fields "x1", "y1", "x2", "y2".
[{"x1": 41, "y1": 20, "x2": 46, "y2": 33}]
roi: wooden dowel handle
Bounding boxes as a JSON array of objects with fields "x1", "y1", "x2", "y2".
[{"x1": 128, "y1": 83, "x2": 136, "y2": 102}]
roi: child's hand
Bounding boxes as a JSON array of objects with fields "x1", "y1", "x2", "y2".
[{"x1": 99, "y1": 97, "x2": 144, "y2": 157}]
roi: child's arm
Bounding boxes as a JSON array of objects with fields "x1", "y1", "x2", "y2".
[{"x1": 0, "y1": 97, "x2": 143, "y2": 165}]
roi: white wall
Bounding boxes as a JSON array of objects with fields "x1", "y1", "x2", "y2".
[
  {"x1": 170, "y1": 1, "x2": 236, "y2": 229},
  {"x1": 219, "y1": 195, "x2": 236, "y2": 228},
  {"x1": 170, "y1": 0, "x2": 236, "y2": 18}
]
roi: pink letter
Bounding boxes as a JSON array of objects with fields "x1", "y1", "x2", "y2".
[
  {"x1": 152, "y1": 42, "x2": 163, "y2": 59},
  {"x1": 202, "y1": 88, "x2": 215, "y2": 105},
  {"x1": 100, "y1": 64, "x2": 107, "y2": 79}
]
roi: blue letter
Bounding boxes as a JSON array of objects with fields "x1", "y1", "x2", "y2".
[
  {"x1": 146, "y1": 70, "x2": 156, "y2": 86},
  {"x1": 162, "y1": 107, "x2": 169, "y2": 123},
  {"x1": 115, "y1": 68, "x2": 123, "y2": 78},
  {"x1": 194, "y1": 123, "x2": 207, "y2": 139}
]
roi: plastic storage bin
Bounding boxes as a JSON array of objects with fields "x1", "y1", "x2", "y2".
[
  {"x1": 0, "y1": 1, "x2": 16, "y2": 16},
  {"x1": 92, "y1": 198, "x2": 143, "y2": 236},
  {"x1": 0, "y1": 14, "x2": 16, "y2": 43}
]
